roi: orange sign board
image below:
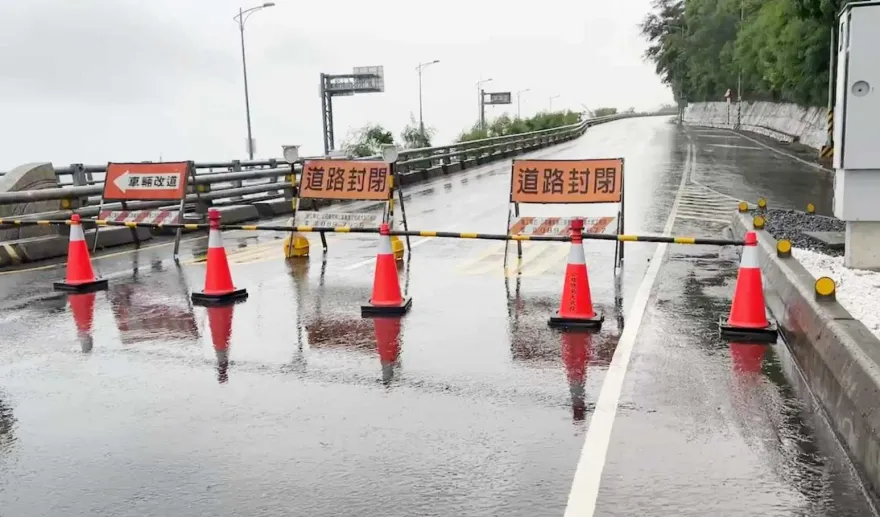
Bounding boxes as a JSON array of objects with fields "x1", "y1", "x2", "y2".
[
  {"x1": 510, "y1": 158, "x2": 623, "y2": 204},
  {"x1": 299, "y1": 160, "x2": 392, "y2": 201},
  {"x1": 103, "y1": 162, "x2": 190, "y2": 201}
]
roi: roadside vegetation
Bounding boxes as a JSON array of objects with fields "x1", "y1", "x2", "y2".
[
  {"x1": 641, "y1": 0, "x2": 843, "y2": 106},
  {"x1": 342, "y1": 106, "x2": 630, "y2": 156}
]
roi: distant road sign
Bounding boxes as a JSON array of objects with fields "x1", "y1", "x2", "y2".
[
  {"x1": 485, "y1": 92, "x2": 512, "y2": 105},
  {"x1": 103, "y1": 162, "x2": 190, "y2": 201},
  {"x1": 293, "y1": 211, "x2": 383, "y2": 229},
  {"x1": 510, "y1": 158, "x2": 624, "y2": 204},
  {"x1": 299, "y1": 160, "x2": 391, "y2": 201}
]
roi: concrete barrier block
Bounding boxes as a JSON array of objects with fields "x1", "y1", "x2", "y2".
[
  {"x1": 730, "y1": 212, "x2": 880, "y2": 496},
  {"x1": 0, "y1": 162, "x2": 62, "y2": 242},
  {"x1": 87, "y1": 226, "x2": 153, "y2": 248},
  {"x1": 254, "y1": 198, "x2": 294, "y2": 218},
  {"x1": 216, "y1": 204, "x2": 260, "y2": 224}
]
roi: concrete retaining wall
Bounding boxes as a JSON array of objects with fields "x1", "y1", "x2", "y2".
[
  {"x1": 685, "y1": 102, "x2": 827, "y2": 150},
  {"x1": 730, "y1": 212, "x2": 880, "y2": 496}
]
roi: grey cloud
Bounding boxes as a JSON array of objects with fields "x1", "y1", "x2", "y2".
[{"x1": 0, "y1": 0, "x2": 237, "y2": 104}]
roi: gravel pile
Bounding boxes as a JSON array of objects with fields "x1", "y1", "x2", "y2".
[{"x1": 757, "y1": 208, "x2": 845, "y2": 257}]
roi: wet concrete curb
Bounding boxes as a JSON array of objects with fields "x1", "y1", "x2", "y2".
[{"x1": 730, "y1": 211, "x2": 880, "y2": 496}]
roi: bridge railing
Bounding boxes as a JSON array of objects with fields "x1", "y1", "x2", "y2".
[{"x1": 0, "y1": 112, "x2": 652, "y2": 219}]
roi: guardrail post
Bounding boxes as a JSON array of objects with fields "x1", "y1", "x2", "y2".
[
  {"x1": 266, "y1": 158, "x2": 284, "y2": 197},
  {"x1": 67, "y1": 164, "x2": 88, "y2": 210},
  {"x1": 229, "y1": 160, "x2": 244, "y2": 202}
]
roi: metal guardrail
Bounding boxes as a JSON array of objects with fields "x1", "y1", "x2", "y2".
[{"x1": 0, "y1": 112, "x2": 652, "y2": 219}]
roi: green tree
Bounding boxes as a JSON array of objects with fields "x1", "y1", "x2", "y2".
[
  {"x1": 400, "y1": 114, "x2": 435, "y2": 149},
  {"x1": 456, "y1": 110, "x2": 582, "y2": 142},
  {"x1": 342, "y1": 123, "x2": 395, "y2": 157},
  {"x1": 640, "y1": 0, "x2": 846, "y2": 107},
  {"x1": 592, "y1": 107, "x2": 619, "y2": 117}
]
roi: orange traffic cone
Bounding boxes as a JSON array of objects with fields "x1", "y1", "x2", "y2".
[
  {"x1": 361, "y1": 223, "x2": 412, "y2": 316},
  {"x1": 374, "y1": 316, "x2": 402, "y2": 384},
  {"x1": 719, "y1": 231, "x2": 777, "y2": 342},
  {"x1": 69, "y1": 292, "x2": 97, "y2": 353},
  {"x1": 207, "y1": 304, "x2": 234, "y2": 383},
  {"x1": 561, "y1": 331, "x2": 591, "y2": 421},
  {"x1": 54, "y1": 213, "x2": 108, "y2": 292},
  {"x1": 548, "y1": 218, "x2": 603, "y2": 330},
  {"x1": 191, "y1": 209, "x2": 248, "y2": 305}
]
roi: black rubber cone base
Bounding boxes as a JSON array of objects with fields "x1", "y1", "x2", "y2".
[
  {"x1": 54, "y1": 278, "x2": 109, "y2": 293},
  {"x1": 718, "y1": 316, "x2": 778, "y2": 344},
  {"x1": 548, "y1": 312, "x2": 604, "y2": 331},
  {"x1": 361, "y1": 297, "x2": 412, "y2": 317},
  {"x1": 191, "y1": 288, "x2": 249, "y2": 306}
]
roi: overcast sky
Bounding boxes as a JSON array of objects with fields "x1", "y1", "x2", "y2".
[{"x1": 0, "y1": 0, "x2": 672, "y2": 170}]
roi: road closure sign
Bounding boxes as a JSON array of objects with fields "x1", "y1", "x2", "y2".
[
  {"x1": 299, "y1": 160, "x2": 391, "y2": 201},
  {"x1": 510, "y1": 158, "x2": 623, "y2": 204},
  {"x1": 103, "y1": 162, "x2": 190, "y2": 201}
]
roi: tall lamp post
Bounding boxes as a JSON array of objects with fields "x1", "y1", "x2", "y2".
[
  {"x1": 234, "y1": 2, "x2": 275, "y2": 160},
  {"x1": 516, "y1": 88, "x2": 530, "y2": 118},
  {"x1": 548, "y1": 94, "x2": 560, "y2": 112},
  {"x1": 476, "y1": 77, "x2": 493, "y2": 130},
  {"x1": 416, "y1": 60, "x2": 440, "y2": 141}
]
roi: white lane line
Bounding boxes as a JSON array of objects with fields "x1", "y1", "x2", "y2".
[
  {"x1": 563, "y1": 140, "x2": 694, "y2": 517},
  {"x1": 341, "y1": 233, "x2": 444, "y2": 271},
  {"x1": 722, "y1": 129, "x2": 830, "y2": 172}
]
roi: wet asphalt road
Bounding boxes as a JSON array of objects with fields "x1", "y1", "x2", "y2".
[{"x1": 0, "y1": 120, "x2": 873, "y2": 516}]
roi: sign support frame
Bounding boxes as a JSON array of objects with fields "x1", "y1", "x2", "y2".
[{"x1": 386, "y1": 163, "x2": 411, "y2": 253}]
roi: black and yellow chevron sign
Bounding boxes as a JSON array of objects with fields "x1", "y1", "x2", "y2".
[{"x1": 820, "y1": 109, "x2": 834, "y2": 160}]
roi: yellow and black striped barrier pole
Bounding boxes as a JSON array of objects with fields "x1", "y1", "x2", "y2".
[{"x1": 0, "y1": 218, "x2": 747, "y2": 246}]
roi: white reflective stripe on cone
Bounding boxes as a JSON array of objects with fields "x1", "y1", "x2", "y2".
[
  {"x1": 740, "y1": 243, "x2": 760, "y2": 269},
  {"x1": 378, "y1": 234, "x2": 392, "y2": 255},
  {"x1": 568, "y1": 240, "x2": 586, "y2": 265},
  {"x1": 70, "y1": 223, "x2": 86, "y2": 242},
  {"x1": 208, "y1": 228, "x2": 223, "y2": 249}
]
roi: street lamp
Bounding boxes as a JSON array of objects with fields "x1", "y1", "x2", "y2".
[
  {"x1": 234, "y1": 2, "x2": 275, "y2": 160},
  {"x1": 516, "y1": 88, "x2": 531, "y2": 118},
  {"x1": 476, "y1": 77, "x2": 493, "y2": 130},
  {"x1": 416, "y1": 60, "x2": 440, "y2": 141},
  {"x1": 548, "y1": 94, "x2": 560, "y2": 112}
]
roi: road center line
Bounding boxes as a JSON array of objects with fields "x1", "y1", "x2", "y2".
[{"x1": 563, "y1": 140, "x2": 694, "y2": 517}]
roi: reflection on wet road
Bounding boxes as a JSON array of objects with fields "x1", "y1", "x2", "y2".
[{"x1": 0, "y1": 121, "x2": 873, "y2": 516}]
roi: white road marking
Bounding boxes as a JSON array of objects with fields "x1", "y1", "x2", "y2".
[
  {"x1": 563, "y1": 140, "x2": 694, "y2": 517},
  {"x1": 341, "y1": 234, "x2": 441, "y2": 271},
  {"x1": 722, "y1": 129, "x2": 830, "y2": 172}
]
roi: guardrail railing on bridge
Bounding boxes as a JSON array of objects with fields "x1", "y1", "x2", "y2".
[{"x1": 0, "y1": 113, "x2": 657, "y2": 220}]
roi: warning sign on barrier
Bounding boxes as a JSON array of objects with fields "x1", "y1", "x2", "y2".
[
  {"x1": 506, "y1": 157, "x2": 626, "y2": 270},
  {"x1": 293, "y1": 211, "x2": 383, "y2": 229},
  {"x1": 96, "y1": 161, "x2": 196, "y2": 259},
  {"x1": 510, "y1": 159, "x2": 623, "y2": 204},
  {"x1": 299, "y1": 160, "x2": 391, "y2": 201},
  {"x1": 508, "y1": 216, "x2": 617, "y2": 237},
  {"x1": 99, "y1": 210, "x2": 181, "y2": 225},
  {"x1": 290, "y1": 158, "x2": 409, "y2": 256},
  {"x1": 102, "y1": 162, "x2": 191, "y2": 202}
]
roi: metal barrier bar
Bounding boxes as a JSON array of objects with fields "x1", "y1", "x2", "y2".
[{"x1": 0, "y1": 218, "x2": 746, "y2": 246}]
